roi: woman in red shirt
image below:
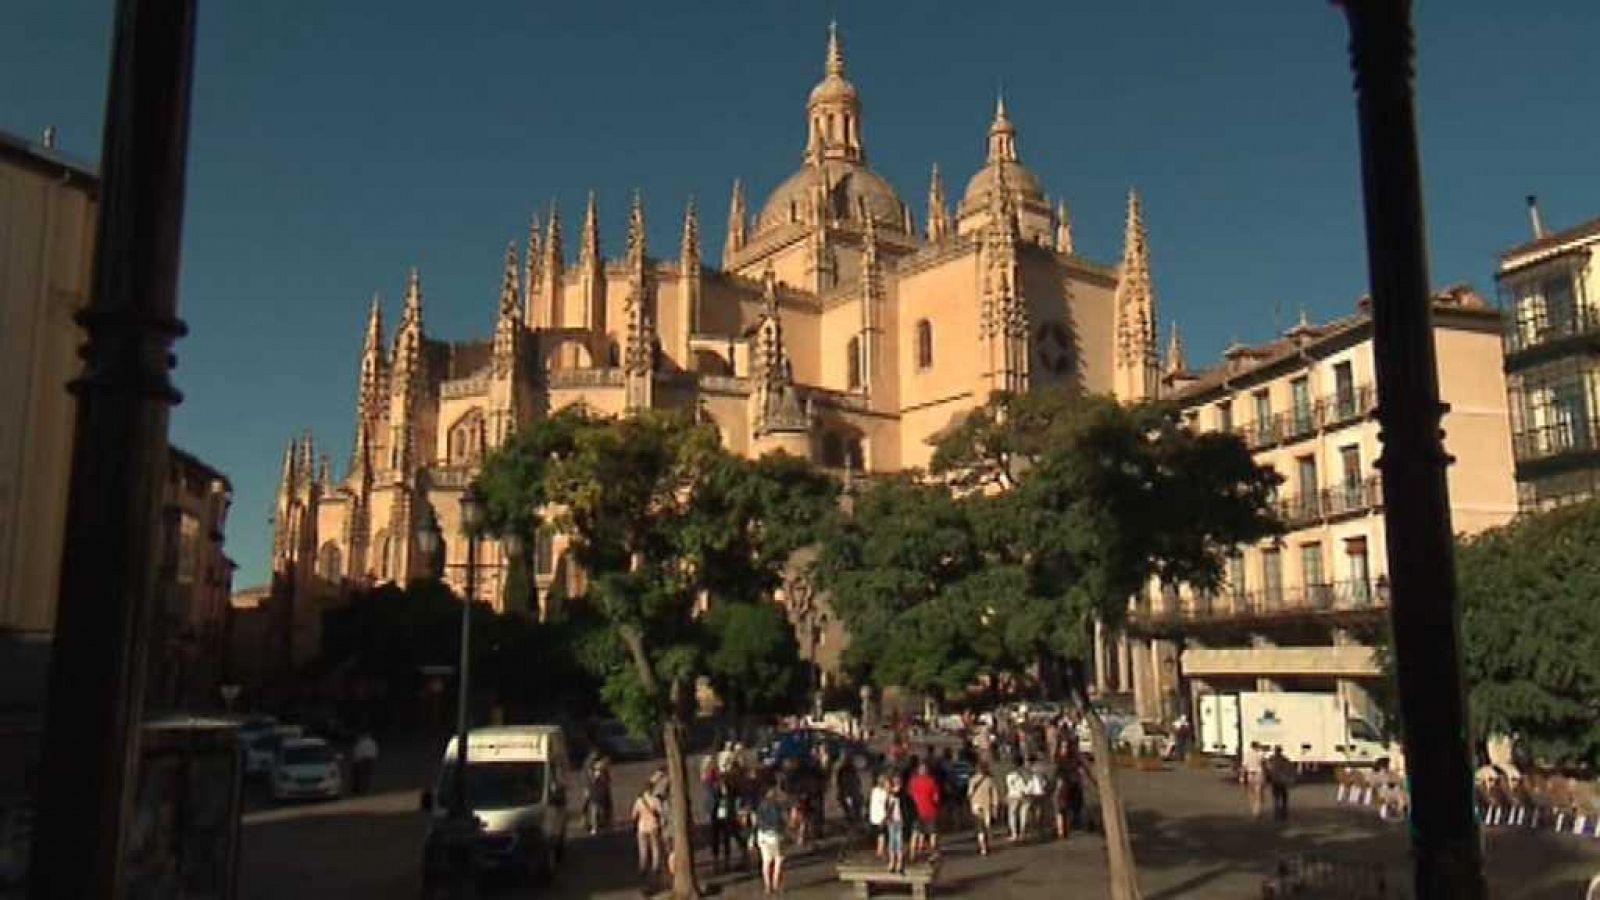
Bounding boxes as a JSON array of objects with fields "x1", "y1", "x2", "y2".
[{"x1": 907, "y1": 761, "x2": 942, "y2": 861}]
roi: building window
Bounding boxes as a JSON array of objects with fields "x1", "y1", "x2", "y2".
[
  {"x1": 1251, "y1": 389, "x2": 1273, "y2": 444},
  {"x1": 1551, "y1": 381, "x2": 1591, "y2": 452},
  {"x1": 177, "y1": 513, "x2": 200, "y2": 585},
  {"x1": 1215, "y1": 400, "x2": 1233, "y2": 433},
  {"x1": 915, "y1": 319, "x2": 933, "y2": 369},
  {"x1": 1339, "y1": 444, "x2": 1362, "y2": 487},
  {"x1": 374, "y1": 530, "x2": 392, "y2": 580},
  {"x1": 846, "y1": 336, "x2": 862, "y2": 389},
  {"x1": 1295, "y1": 454, "x2": 1319, "y2": 519},
  {"x1": 1226, "y1": 552, "x2": 1246, "y2": 602},
  {"x1": 1301, "y1": 542, "x2": 1325, "y2": 587},
  {"x1": 1542, "y1": 273, "x2": 1577, "y2": 336},
  {"x1": 317, "y1": 541, "x2": 343, "y2": 580},
  {"x1": 1262, "y1": 548, "x2": 1283, "y2": 608},
  {"x1": 1290, "y1": 377, "x2": 1312, "y2": 434},
  {"x1": 1346, "y1": 537, "x2": 1371, "y2": 603}
]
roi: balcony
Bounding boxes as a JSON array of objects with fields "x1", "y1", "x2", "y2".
[
  {"x1": 1230, "y1": 384, "x2": 1374, "y2": 450},
  {"x1": 1512, "y1": 421, "x2": 1600, "y2": 465},
  {"x1": 544, "y1": 368, "x2": 625, "y2": 389},
  {"x1": 1273, "y1": 476, "x2": 1383, "y2": 529},
  {"x1": 1504, "y1": 306, "x2": 1600, "y2": 357},
  {"x1": 1129, "y1": 577, "x2": 1389, "y2": 637}
]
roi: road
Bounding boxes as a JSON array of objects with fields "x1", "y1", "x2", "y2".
[{"x1": 239, "y1": 739, "x2": 1600, "y2": 898}]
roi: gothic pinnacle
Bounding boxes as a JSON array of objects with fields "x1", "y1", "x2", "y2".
[
  {"x1": 363, "y1": 293, "x2": 384, "y2": 353},
  {"x1": 1166, "y1": 321, "x2": 1186, "y2": 375},
  {"x1": 581, "y1": 189, "x2": 600, "y2": 267},
  {"x1": 403, "y1": 266, "x2": 423, "y2": 325},
  {"x1": 545, "y1": 201, "x2": 563, "y2": 266},
  {"x1": 1056, "y1": 200, "x2": 1074, "y2": 255},
  {"x1": 627, "y1": 189, "x2": 646, "y2": 263},
  {"x1": 725, "y1": 178, "x2": 747, "y2": 262},
  {"x1": 927, "y1": 163, "x2": 950, "y2": 242},
  {"x1": 681, "y1": 196, "x2": 699, "y2": 261},
  {"x1": 524, "y1": 212, "x2": 542, "y2": 315},
  {"x1": 498, "y1": 240, "x2": 520, "y2": 318}
]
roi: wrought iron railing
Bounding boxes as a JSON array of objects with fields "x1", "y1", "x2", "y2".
[
  {"x1": 1275, "y1": 477, "x2": 1383, "y2": 528},
  {"x1": 1132, "y1": 578, "x2": 1387, "y2": 629},
  {"x1": 1232, "y1": 384, "x2": 1374, "y2": 449},
  {"x1": 1504, "y1": 305, "x2": 1600, "y2": 355},
  {"x1": 1512, "y1": 420, "x2": 1600, "y2": 463}
]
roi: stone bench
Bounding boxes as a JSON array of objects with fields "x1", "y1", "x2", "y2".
[{"x1": 837, "y1": 860, "x2": 938, "y2": 899}]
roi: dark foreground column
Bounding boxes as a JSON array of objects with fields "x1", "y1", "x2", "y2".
[
  {"x1": 28, "y1": 1, "x2": 197, "y2": 896},
  {"x1": 1337, "y1": 2, "x2": 1486, "y2": 897}
]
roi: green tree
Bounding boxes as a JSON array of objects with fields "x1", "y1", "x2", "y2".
[
  {"x1": 703, "y1": 602, "x2": 806, "y2": 721},
  {"x1": 481, "y1": 409, "x2": 835, "y2": 898},
  {"x1": 1374, "y1": 501, "x2": 1600, "y2": 767}
]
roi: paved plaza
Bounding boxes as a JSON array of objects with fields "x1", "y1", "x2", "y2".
[{"x1": 237, "y1": 741, "x2": 1600, "y2": 899}]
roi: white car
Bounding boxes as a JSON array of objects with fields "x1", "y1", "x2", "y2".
[
  {"x1": 245, "y1": 725, "x2": 303, "y2": 777},
  {"x1": 272, "y1": 737, "x2": 343, "y2": 801}
]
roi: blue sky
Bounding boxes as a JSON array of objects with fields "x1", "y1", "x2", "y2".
[{"x1": 5, "y1": 1, "x2": 1598, "y2": 588}]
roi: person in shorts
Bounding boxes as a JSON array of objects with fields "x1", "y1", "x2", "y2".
[
  {"x1": 907, "y1": 760, "x2": 942, "y2": 860},
  {"x1": 755, "y1": 786, "x2": 788, "y2": 896},
  {"x1": 884, "y1": 774, "x2": 907, "y2": 874},
  {"x1": 868, "y1": 772, "x2": 891, "y2": 859}
]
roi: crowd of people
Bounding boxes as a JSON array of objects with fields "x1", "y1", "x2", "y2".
[{"x1": 584, "y1": 709, "x2": 1101, "y2": 894}]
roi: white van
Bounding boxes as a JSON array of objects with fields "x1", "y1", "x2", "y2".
[{"x1": 421, "y1": 725, "x2": 570, "y2": 887}]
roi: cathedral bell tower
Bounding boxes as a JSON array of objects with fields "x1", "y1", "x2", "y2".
[{"x1": 805, "y1": 22, "x2": 863, "y2": 165}]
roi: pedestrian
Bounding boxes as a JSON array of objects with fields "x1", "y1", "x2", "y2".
[
  {"x1": 1053, "y1": 759, "x2": 1081, "y2": 840},
  {"x1": 632, "y1": 783, "x2": 664, "y2": 887},
  {"x1": 755, "y1": 786, "x2": 788, "y2": 896},
  {"x1": 710, "y1": 769, "x2": 741, "y2": 873},
  {"x1": 1005, "y1": 762, "x2": 1031, "y2": 841},
  {"x1": 884, "y1": 774, "x2": 907, "y2": 874},
  {"x1": 1024, "y1": 758, "x2": 1049, "y2": 838},
  {"x1": 1267, "y1": 746, "x2": 1295, "y2": 822},
  {"x1": 836, "y1": 753, "x2": 863, "y2": 825},
  {"x1": 869, "y1": 772, "x2": 891, "y2": 859},
  {"x1": 907, "y1": 760, "x2": 941, "y2": 860},
  {"x1": 350, "y1": 731, "x2": 378, "y2": 795},
  {"x1": 1241, "y1": 741, "x2": 1266, "y2": 819},
  {"x1": 967, "y1": 761, "x2": 1001, "y2": 856},
  {"x1": 584, "y1": 753, "x2": 613, "y2": 834}
]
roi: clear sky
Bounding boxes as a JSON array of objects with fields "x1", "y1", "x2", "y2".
[{"x1": 5, "y1": 0, "x2": 1598, "y2": 588}]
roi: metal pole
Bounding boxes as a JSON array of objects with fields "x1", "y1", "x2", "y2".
[
  {"x1": 1336, "y1": 2, "x2": 1486, "y2": 896},
  {"x1": 452, "y1": 534, "x2": 476, "y2": 818},
  {"x1": 28, "y1": 1, "x2": 196, "y2": 896}
]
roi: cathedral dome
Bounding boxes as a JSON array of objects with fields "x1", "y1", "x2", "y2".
[
  {"x1": 958, "y1": 160, "x2": 1045, "y2": 216},
  {"x1": 755, "y1": 160, "x2": 908, "y2": 236},
  {"x1": 809, "y1": 72, "x2": 859, "y2": 106}
]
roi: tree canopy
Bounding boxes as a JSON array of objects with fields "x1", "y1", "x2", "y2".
[
  {"x1": 817, "y1": 390, "x2": 1280, "y2": 698},
  {"x1": 1449, "y1": 502, "x2": 1600, "y2": 766}
]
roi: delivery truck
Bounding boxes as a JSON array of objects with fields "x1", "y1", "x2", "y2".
[{"x1": 1197, "y1": 691, "x2": 1392, "y2": 766}]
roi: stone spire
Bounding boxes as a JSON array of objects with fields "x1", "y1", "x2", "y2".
[
  {"x1": 927, "y1": 163, "x2": 950, "y2": 242},
  {"x1": 987, "y1": 92, "x2": 1018, "y2": 164},
  {"x1": 859, "y1": 213, "x2": 883, "y2": 394},
  {"x1": 1165, "y1": 321, "x2": 1186, "y2": 376},
  {"x1": 1114, "y1": 189, "x2": 1158, "y2": 400},
  {"x1": 498, "y1": 240, "x2": 521, "y2": 321},
  {"x1": 580, "y1": 190, "x2": 600, "y2": 272},
  {"x1": 297, "y1": 430, "x2": 316, "y2": 492},
  {"x1": 580, "y1": 190, "x2": 604, "y2": 330},
  {"x1": 624, "y1": 191, "x2": 654, "y2": 411},
  {"x1": 724, "y1": 178, "x2": 747, "y2": 263},
  {"x1": 544, "y1": 201, "x2": 564, "y2": 327},
  {"x1": 359, "y1": 294, "x2": 386, "y2": 409},
  {"x1": 316, "y1": 453, "x2": 332, "y2": 491},
  {"x1": 678, "y1": 197, "x2": 701, "y2": 364},
  {"x1": 523, "y1": 212, "x2": 542, "y2": 326},
  {"x1": 805, "y1": 21, "x2": 864, "y2": 163},
  {"x1": 752, "y1": 261, "x2": 807, "y2": 435},
  {"x1": 1055, "y1": 200, "x2": 1074, "y2": 255},
  {"x1": 400, "y1": 266, "x2": 423, "y2": 331}
]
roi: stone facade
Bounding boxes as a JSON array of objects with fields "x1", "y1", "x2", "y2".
[
  {"x1": 1123, "y1": 287, "x2": 1518, "y2": 724},
  {"x1": 149, "y1": 447, "x2": 236, "y2": 709},
  {"x1": 271, "y1": 25, "x2": 1162, "y2": 628}
]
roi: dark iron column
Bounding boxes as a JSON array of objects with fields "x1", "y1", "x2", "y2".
[
  {"x1": 28, "y1": 0, "x2": 197, "y2": 896},
  {"x1": 1337, "y1": 1, "x2": 1486, "y2": 896}
]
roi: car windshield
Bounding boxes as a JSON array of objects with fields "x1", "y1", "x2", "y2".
[
  {"x1": 282, "y1": 744, "x2": 333, "y2": 766},
  {"x1": 438, "y1": 761, "x2": 547, "y2": 811},
  {"x1": 1348, "y1": 719, "x2": 1382, "y2": 742}
]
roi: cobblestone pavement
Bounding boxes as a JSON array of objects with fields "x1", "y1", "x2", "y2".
[{"x1": 239, "y1": 741, "x2": 1600, "y2": 899}]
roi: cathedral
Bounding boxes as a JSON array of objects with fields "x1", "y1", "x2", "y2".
[{"x1": 270, "y1": 24, "x2": 1161, "y2": 619}]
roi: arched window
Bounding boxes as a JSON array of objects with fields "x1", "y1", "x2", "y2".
[
  {"x1": 448, "y1": 410, "x2": 485, "y2": 465},
  {"x1": 916, "y1": 319, "x2": 934, "y2": 369},
  {"x1": 846, "y1": 336, "x2": 862, "y2": 390},
  {"x1": 374, "y1": 529, "x2": 392, "y2": 580},
  {"x1": 317, "y1": 542, "x2": 343, "y2": 580}
]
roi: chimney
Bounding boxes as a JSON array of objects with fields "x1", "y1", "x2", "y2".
[
  {"x1": 1527, "y1": 195, "x2": 1547, "y2": 239},
  {"x1": 41, "y1": 126, "x2": 57, "y2": 149}
]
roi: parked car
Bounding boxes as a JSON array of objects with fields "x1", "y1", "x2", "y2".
[
  {"x1": 271, "y1": 737, "x2": 343, "y2": 801},
  {"x1": 245, "y1": 725, "x2": 303, "y2": 777}
]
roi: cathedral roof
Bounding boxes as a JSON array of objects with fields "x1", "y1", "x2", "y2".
[
  {"x1": 958, "y1": 160, "x2": 1045, "y2": 216},
  {"x1": 755, "y1": 160, "x2": 908, "y2": 236}
]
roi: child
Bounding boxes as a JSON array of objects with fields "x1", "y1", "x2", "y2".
[{"x1": 884, "y1": 774, "x2": 907, "y2": 874}]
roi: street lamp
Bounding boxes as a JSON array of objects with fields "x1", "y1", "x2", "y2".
[
  {"x1": 450, "y1": 484, "x2": 486, "y2": 821},
  {"x1": 500, "y1": 529, "x2": 524, "y2": 614}
]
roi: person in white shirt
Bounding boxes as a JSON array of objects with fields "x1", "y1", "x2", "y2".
[
  {"x1": 868, "y1": 774, "x2": 891, "y2": 860},
  {"x1": 351, "y1": 733, "x2": 378, "y2": 795},
  {"x1": 1241, "y1": 742, "x2": 1266, "y2": 819},
  {"x1": 1005, "y1": 764, "x2": 1032, "y2": 841}
]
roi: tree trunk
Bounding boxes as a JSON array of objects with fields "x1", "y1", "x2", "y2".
[
  {"x1": 1069, "y1": 672, "x2": 1142, "y2": 900},
  {"x1": 620, "y1": 627, "x2": 700, "y2": 899}
]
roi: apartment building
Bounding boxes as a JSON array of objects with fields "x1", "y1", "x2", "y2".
[
  {"x1": 1123, "y1": 286, "x2": 1518, "y2": 725},
  {"x1": 1498, "y1": 205, "x2": 1600, "y2": 510}
]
